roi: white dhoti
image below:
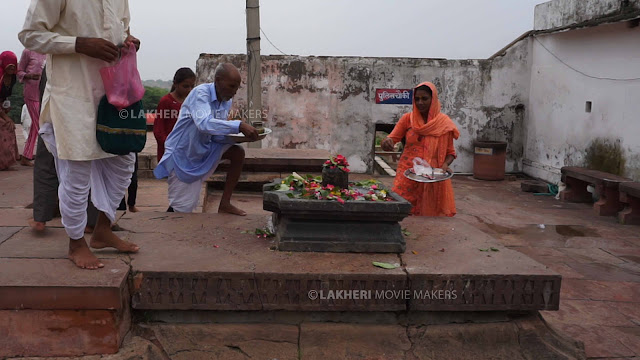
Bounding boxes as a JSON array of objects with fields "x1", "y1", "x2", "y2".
[
  {"x1": 167, "y1": 144, "x2": 231, "y2": 213},
  {"x1": 40, "y1": 123, "x2": 135, "y2": 240}
]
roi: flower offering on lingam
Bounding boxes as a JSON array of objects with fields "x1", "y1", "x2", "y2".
[
  {"x1": 322, "y1": 154, "x2": 350, "y2": 189},
  {"x1": 273, "y1": 155, "x2": 395, "y2": 204},
  {"x1": 323, "y1": 154, "x2": 350, "y2": 172}
]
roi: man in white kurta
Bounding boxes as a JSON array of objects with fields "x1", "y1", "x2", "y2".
[{"x1": 19, "y1": 0, "x2": 140, "y2": 270}]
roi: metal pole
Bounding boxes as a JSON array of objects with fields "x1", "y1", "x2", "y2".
[{"x1": 246, "y1": 0, "x2": 262, "y2": 148}]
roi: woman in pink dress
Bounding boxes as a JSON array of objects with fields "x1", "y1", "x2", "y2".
[
  {"x1": 0, "y1": 51, "x2": 20, "y2": 171},
  {"x1": 17, "y1": 49, "x2": 46, "y2": 166}
]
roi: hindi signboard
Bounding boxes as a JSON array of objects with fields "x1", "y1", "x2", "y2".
[{"x1": 375, "y1": 89, "x2": 413, "y2": 105}]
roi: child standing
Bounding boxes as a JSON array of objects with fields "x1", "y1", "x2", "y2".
[{"x1": 153, "y1": 68, "x2": 196, "y2": 162}]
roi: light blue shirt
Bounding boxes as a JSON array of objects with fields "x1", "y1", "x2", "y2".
[{"x1": 154, "y1": 83, "x2": 241, "y2": 183}]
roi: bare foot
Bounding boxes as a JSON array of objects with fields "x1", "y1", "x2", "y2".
[
  {"x1": 218, "y1": 202, "x2": 247, "y2": 216},
  {"x1": 20, "y1": 157, "x2": 34, "y2": 167},
  {"x1": 69, "y1": 238, "x2": 104, "y2": 270},
  {"x1": 28, "y1": 218, "x2": 46, "y2": 232},
  {"x1": 90, "y1": 227, "x2": 140, "y2": 253},
  {"x1": 128, "y1": 205, "x2": 139, "y2": 213},
  {"x1": 84, "y1": 225, "x2": 94, "y2": 234}
]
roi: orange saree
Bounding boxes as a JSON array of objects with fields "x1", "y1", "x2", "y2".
[{"x1": 388, "y1": 82, "x2": 460, "y2": 216}]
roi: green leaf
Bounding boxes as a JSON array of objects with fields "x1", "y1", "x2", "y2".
[
  {"x1": 275, "y1": 184, "x2": 290, "y2": 191},
  {"x1": 353, "y1": 179, "x2": 381, "y2": 187},
  {"x1": 401, "y1": 228, "x2": 411, "y2": 236},
  {"x1": 478, "y1": 248, "x2": 489, "y2": 252},
  {"x1": 372, "y1": 261, "x2": 399, "y2": 269},
  {"x1": 490, "y1": 247, "x2": 500, "y2": 252},
  {"x1": 286, "y1": 193, "x2": 295, "y2": 199}
]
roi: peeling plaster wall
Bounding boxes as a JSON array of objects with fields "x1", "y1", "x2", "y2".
[
  {"x1": 534, "y1": 0, "x2": 640, "y2": 31},
  {"x1": 525, "y1": 21, "x2": 640, "y2": 183},
  {"x1": 197, "y1": 43, "x2": 531, "y2": 173}
]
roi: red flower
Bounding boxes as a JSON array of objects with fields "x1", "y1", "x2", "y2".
[{"x1": 336, "y1": 197, "x2": 345, "y2": 204}]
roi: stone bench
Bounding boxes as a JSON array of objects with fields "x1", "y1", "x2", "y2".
[
  {"x1": 215, "y1": 148, "x2": 331, "y2": 173},
  {"x1": 204, "y1": 148, "x2": 331, "y2": 208},
  {"x1": 618, "y1": 182, "x2": 640, "y2": 225},
  {"x1": 560, "y1": 166, "x2": 632, "y2": 216}
]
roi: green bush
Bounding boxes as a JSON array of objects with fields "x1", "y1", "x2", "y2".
[
  {"x1": 142, "y1": 86, "x2": 168, "y2": 113},
  {"x1": 7, "y1": 82, "x2": 25, "y2": 124},
  {"x1": 6, "y1": 84, "x2": 168, "y2": 124}
]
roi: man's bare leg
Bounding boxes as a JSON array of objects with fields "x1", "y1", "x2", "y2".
[
  {"x1": 28, "y1": 218, "x2": 46, "y2": 232},
  {"x1": 89, "y1": 211, "x2": 140, "y2": 252},
  {"x1": 69, "y1": 237, "x2": 104, "y2": 270},
  {"x1": 218, "y1": 145, "x2": 246, "y2": 216}
]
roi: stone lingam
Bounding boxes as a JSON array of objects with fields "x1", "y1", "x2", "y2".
[{"x1": 263, "y1": 155, "x2": 412, "y2": 253}]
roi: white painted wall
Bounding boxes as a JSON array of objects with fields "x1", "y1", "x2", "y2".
[
  {"x1": 534, "y1": 0, "x2": 640, "y2": 31},
  {"x1": 524, "y1": 21, "x2": 640, "y2": 182}
]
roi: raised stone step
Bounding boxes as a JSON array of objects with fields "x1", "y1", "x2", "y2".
[
  {"x1": 114, "y1": 212, "x2": 561, "y2": 313},
  {"x1": 0, "y1": 257, "x2": 131, "y2": 358}
]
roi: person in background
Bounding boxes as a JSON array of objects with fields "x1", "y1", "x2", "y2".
[
  {"x1": 154, "y1": 63, "x2": 258, "y2": 215},
  {"x1": 21, "y1": 104, "x2": 32, "y2": 140},
  {"x1": 153, "y1": 67, "x2": 196, "y2": 162},
  {"x1": 381, "y1": 82, "x2": 459, "y2": 217},
  {"x1": 28, "y1": 67, "x2": 100, "y2": 234},
  {"x1": 17, "y1": 48, "x2": 46, "y2": 166},
  {"x1": 0, "y1": 51, "x2": 20, "y2": 171},
  {"x1": 20, "y1": 0, "x2": 140, "y2": 269},
  {"x1": 118, "y1": 153, "x2": 139, "y2": 213}
]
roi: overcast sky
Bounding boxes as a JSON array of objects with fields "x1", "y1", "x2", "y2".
[{"x1": 4, "y1": 0, "x2": 545, "y2": 80}]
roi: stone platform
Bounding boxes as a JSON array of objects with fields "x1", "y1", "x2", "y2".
[
  {"x1": 0, "y1": 207, "x2": 562, "y2": 358},
  {"x1": 119, "y1": 212, "x2": 559, "y2": 312}
]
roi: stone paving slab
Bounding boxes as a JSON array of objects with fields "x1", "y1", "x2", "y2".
[
  {"x1": 0, "y1": 226, "x2": 21, "y2": 245},
  {"x1": 559, "y1": 279, "x2": 640, "y2": 302},
  {"x1": 0, "y1": 208, "x2": 32, "y2": 227},
  {"x1": 0, "y1": 258, "x2": 129, "y2": 310},
  {"x1": 300, "y1": 323, "x2": 411, "y2": 360},
  {"x1": 0, "y1": 227, "x2": 129, "y2": 260},
  {"x1": 545, "y1": 322, "x2": 637, "y2": 358},
  {"x1": 542, "y1": 299, "x2": 636, "y2": 327},
  {"x1": 151, "y1": 323, "x2": 299, "y2": 360},
  {"x1": 402, "y1": 216, "x2": 560, "y2": 311}
]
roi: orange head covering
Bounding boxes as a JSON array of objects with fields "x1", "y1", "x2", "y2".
[{"x1": 410, "y1": 82, "x2": 460, "y2": 139}]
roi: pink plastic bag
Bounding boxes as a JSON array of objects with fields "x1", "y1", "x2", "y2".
[{"x1": 99, "y1": 43, "x2": 145, "y2": 110}]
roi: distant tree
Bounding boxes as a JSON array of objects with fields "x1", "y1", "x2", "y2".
[
  {"x1": 7, "y1": 82, "x2": 25, "y2": 124},
  {"x1": 142, "y1": 86, "x2": 168, "y2": 113},
  {"x1": 7, "y1": 83, "x2": 168, "y2": 124}
]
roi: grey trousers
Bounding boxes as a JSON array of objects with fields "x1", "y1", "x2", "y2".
[{"x1": 32, "y1": 134, "x2": 98, "y2": 227}]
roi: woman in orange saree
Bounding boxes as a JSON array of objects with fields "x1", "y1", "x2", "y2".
[{"x1": 381, "y1": 82, "x2": 460, "y2": 216}]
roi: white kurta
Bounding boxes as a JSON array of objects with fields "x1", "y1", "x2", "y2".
[{"x1": 19, "y1": 0, "x2": 131, "y2": 161}]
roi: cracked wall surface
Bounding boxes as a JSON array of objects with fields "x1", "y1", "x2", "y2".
[
  {"x1": 534, "y1": 0, "x2": 640, "y2": 31},
  {"x1": 197, "y1": 43, "x2": 531, "y2": 174}
]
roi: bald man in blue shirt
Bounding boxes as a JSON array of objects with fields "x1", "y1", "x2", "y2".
[{"x1": 154, "y1": 63, "x2": 259, "y2": 215}]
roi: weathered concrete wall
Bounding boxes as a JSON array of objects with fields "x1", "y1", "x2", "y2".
[
  {"x1": 525, "y1": 21, "x2": 640, "y2": 183},
  {"x1": 534, "y1": 0, "x2": 640, "y2": 31},
  {"x1": 197, "y1": 41, "x2": 531, "y2": 173}
]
